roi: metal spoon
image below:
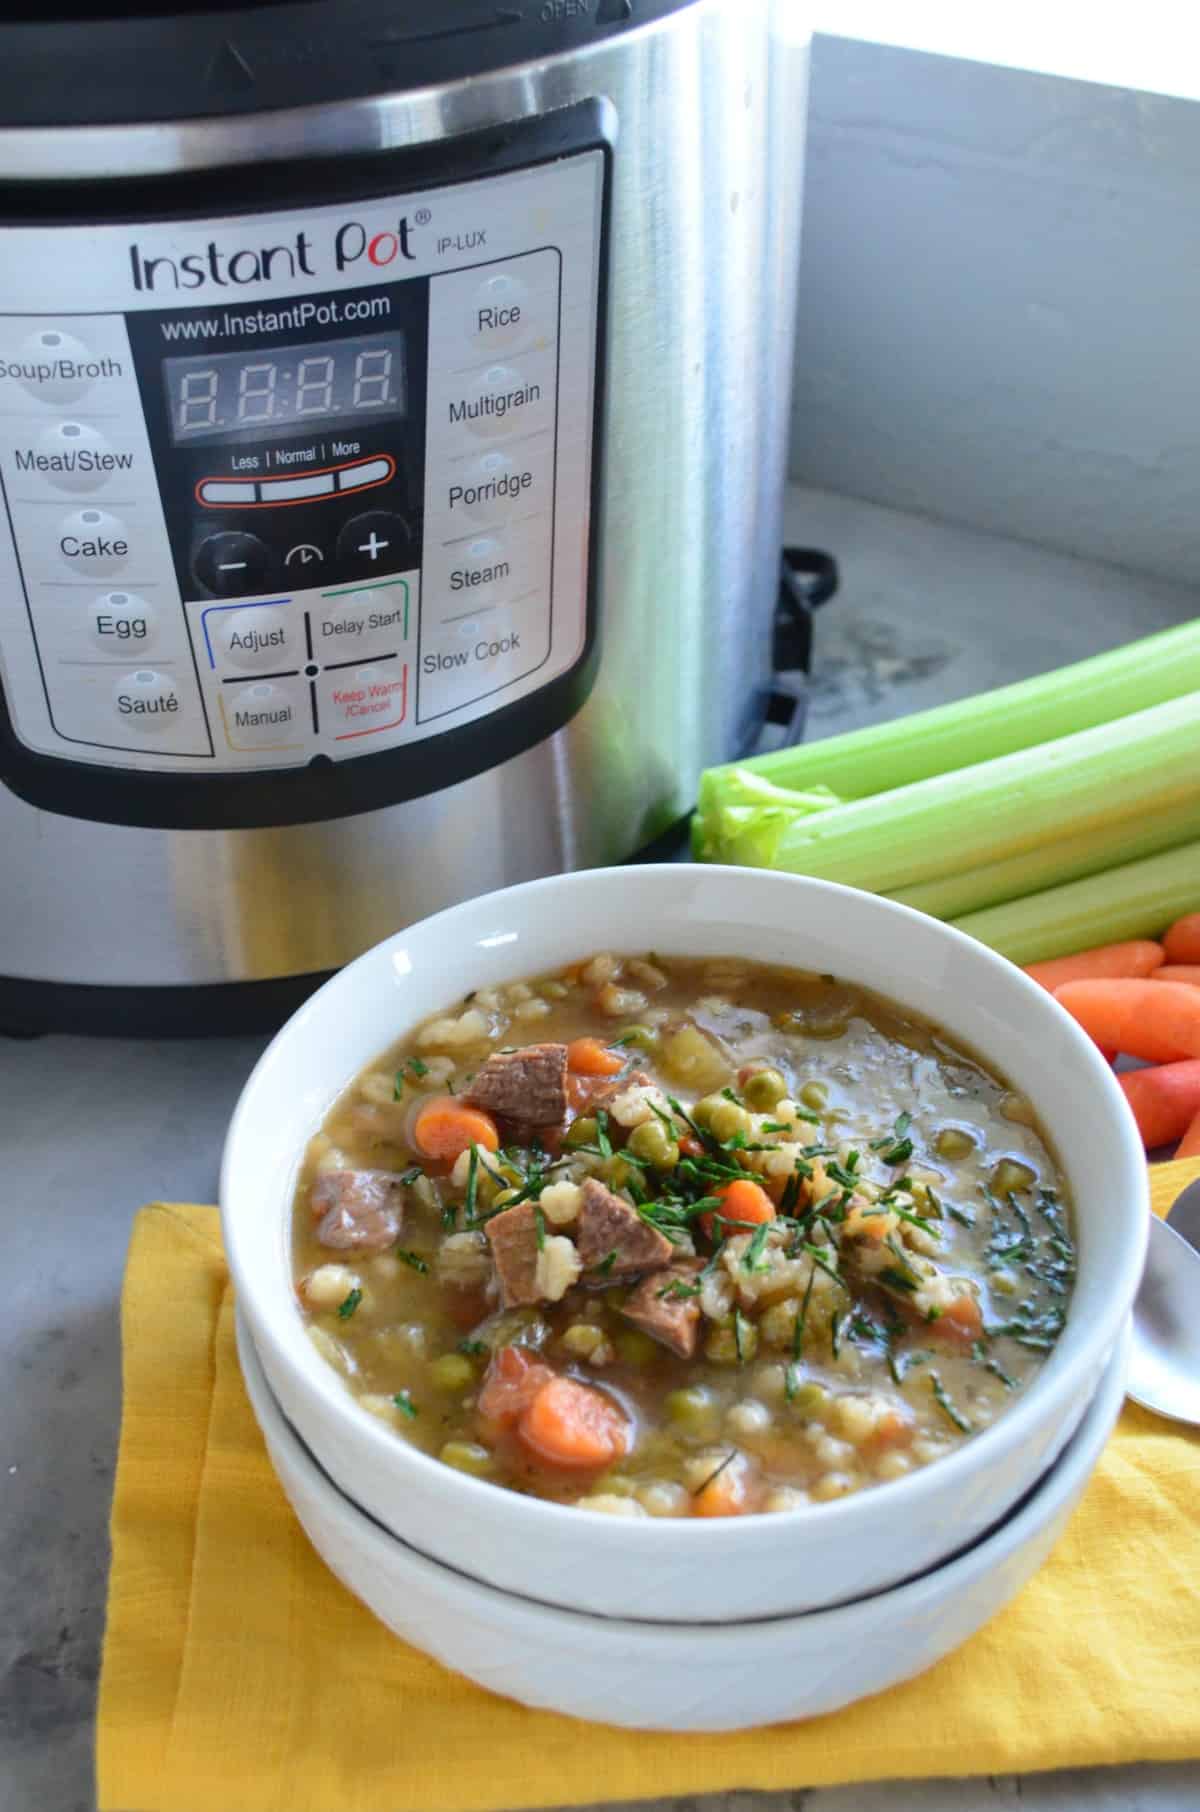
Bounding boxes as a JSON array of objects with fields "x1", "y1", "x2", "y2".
[{"x1": 1127, "y1": 1208, "x2": 1200, "y2": 1424}]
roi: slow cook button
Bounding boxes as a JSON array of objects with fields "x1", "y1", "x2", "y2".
[
  {"x1": 112, "y1": 668, "x2": 185, "y2": 733},
  {"x1": 314, "y1": 581, "x2": 410, "y2": 657},
  {"x1": 58, "y1": 507, "x2": 129, "y2": 577},
  {"x1": 89, "y1": 590, "x2": 157, "y2": 652},
  {"x1": 206, "y1": 602, "x2": 299, "y2": 671},
  {"x1": 221, "y1": 677, "x2": 307, "y2": 749},
  {"x1": 319, "y1": 657, "x2": 409, "y2": 740}
]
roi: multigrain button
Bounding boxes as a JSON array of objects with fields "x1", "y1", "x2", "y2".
[
  {"x1": 89, "y1": 590, "x2": 157, "y2": 652},
  {"x1": 112, "y1": 668, "x2": 182, "y2": 732},
  {"x1": 58, "y1": 507, "x2": 129, "y2": 577},
  {"x1": 453, "y1": 363, "x2": 542, "y2": 440},
  {"x1": 208, "y1": 603, "x2": 298, "y2": 671}
]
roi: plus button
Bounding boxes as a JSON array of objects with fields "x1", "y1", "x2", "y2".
[
  {"x1": 358, "y1": 530, "x2": 389, "y2": 562},
  {"x1": 336, "y1": 510, "x2": 412, "y2": 580}
]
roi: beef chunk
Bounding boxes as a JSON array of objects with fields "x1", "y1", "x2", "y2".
[
  {"x1": 620, "y1": 1260, "x2": 704, "y2": 1359},
  {"x1": 574, "y1": 1177, "x2": 674, "y2": 1279},
  {"x1": 310, "y1": 1170, "x2": 404, "y2": 1254},
  {"x1": 484, "y1": 1201, "x2": 542, "y2": 1307},
  {"x1": 465, "y1": 1043, "x2": 569, "y2": 1127}
]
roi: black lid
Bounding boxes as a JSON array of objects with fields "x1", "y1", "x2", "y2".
[{"x1": 0, "y1": 0, "x2": 699, "y2": 130}]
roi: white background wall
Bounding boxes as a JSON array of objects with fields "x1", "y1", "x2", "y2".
[{"x1": 790, "y1": 34, "x2": 1200, "y2": 586}]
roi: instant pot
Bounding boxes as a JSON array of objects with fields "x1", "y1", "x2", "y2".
[{"x1": 0, "y1": 0, "x2": 812, "y2": 1034}]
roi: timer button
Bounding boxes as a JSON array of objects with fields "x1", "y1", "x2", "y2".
[
  {"x1": 38, "y1": 420, "x2": 116, "y2": 493},
  {"x1": 193, "y1": 530, "x2": 275, "y2": 598},
  {"x1": 112, "y1": 668, "x2": 183, "y2": 733},
  {"x1": 335, "y1": 511, "x2": 414, "y2": 580},
  {"x1": 89, "y1": 590, "x2": 156, "y2": 653},
  {"x1": 58, "y1": 507, "x2": 129, "y2": 577}
]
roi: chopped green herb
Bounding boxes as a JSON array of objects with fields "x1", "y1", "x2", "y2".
[
  {"x1": 929, "y1": 1370, "x2": 972, "y2": 1433},
  {"x1": 408, "y1": 1056, "x2": 429, "y2": 1078},
  {"x1": 742, "y1": 1220, "x2": 773, "y2": 1272},
  {"x1": 801, "y1": 1242, "x2": 851, "y2": 1294},
  {"x1": 392, "y1": 1390, "x2": 418, "y2": 1420},
  {"x1": 657, "y1": 1276, "x2": 701, "y2": 1300},
  {"x1": 534, "y1": 1206, "x2": 546, "y2": 1251},
  {"x1": 830, "y1": 1311, "x2": 842, "y2": 1359},
  {"x1": 793, "y1": 1262, "x2": 817, "y2": 1366},
  {"x1": 870, "y1": 1110, "x2": 915, "y2": 1165},
  {"x1": 945, "y1": 1201, "x2": 976, "y2": 1229},
  {"x1": 399, "y1": 1164, "x2": 423, "y2": 1186},
  {"x1": 396, "y1": 1250, "x2": 430, "y2": 1275},
  {"x1": 879, "y1": 1267, "x2": 918, "y2": 1293},
  {"x1": 457, "y1": 1339, "x2": 487, "y2": 1357},
  {"x1": 336, "y1": 1287, "x2": 363, "y2": 1320},
  {"x1": 597, "y1": 1249, "x2": 618, "y2": 1277},
  {"x1": 733, "y1": 1309, "x2": 751, "y2": 1364},
  {"x1": 595, "y1": 1110, "x2": 613, "y2": 1161},
  {"x1": 463, "y1": 1144, "x2": 480, "y2": 1226}
]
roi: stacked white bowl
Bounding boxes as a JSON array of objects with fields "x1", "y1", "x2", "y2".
[{"x1": 221, "y1": 869, "x2": 1147, "y2": 1727}]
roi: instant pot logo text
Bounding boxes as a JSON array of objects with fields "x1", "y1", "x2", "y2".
[{"x1": 127, "y1": 216, "x2": 418, "y2": 293}]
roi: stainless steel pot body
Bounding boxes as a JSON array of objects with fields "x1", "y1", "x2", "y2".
[{"x1": 0, "y1": 0, "x2": 809, "y2": 990}]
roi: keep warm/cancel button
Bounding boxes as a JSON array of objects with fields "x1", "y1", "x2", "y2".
[{"x1": 318, "y1": 658, "x2": 409, "y2": 741}]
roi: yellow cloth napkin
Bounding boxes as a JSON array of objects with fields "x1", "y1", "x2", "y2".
[{"x1": 99, "y1": 1167, "x2": 1200, "y2": 1812}]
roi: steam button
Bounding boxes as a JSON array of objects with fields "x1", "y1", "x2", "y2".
[
  {"x1": 89, "y1": 590, "x2": 156, "y2": 652},
  {"x1": 194, "y1": 530, "x2": 274, "y2": 598}
]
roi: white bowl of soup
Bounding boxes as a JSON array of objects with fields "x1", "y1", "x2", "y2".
[{"x1": 220, "y1": 866, "x2": 1147, "y2": 1622}]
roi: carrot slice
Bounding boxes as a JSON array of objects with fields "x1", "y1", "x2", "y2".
[
  {"x1": 1024, "y1": 939, "x2": 1164, "y2": 992},
  {"x1": 1154, "y1": 965, "x2": 1200, "y2": 988},
  {"x1": 516, "y1": 1377, "x2": 631, "y2": 1470},
  {"x1": 692, "y1": 1453, "x2": 759, "y2": 1518},
  {"x1": 566, "y1": 1037, "x2": 625, "y2": 1077},
  {"x1": 477, "y1": 1346, "x2": 555, "y2": 1430},
  {"x1": 1118, "y1": 1061, "x2": 1200, "y2": 1149},
  {"x1": 700, "y1": 1177, "x2": 774, "y2": 1242},
  {"x1": 1177, "y1": 1105, "x2": 1200, "y2": 1159},
  {"x1": 411, "y1": 1096, "x2": 500, "y2": 1162},
  {"x1": 1164, "y1": 912, "x2": 1200, "y2": 966},
  {"x1": 932, "y1": 1294, "x2": 983, "y2": 1345},
  {"x1": 1052, "y1": 980, "x2": 1200, "y2": 1063}
]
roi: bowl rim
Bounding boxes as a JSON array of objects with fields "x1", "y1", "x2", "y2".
[
  {"x1": 237, "y1": 1301, "x2": 1131, "y2": 1638},
  {"x1": 221, "y1": 864, "x2": 1150, "y2": 1556}
]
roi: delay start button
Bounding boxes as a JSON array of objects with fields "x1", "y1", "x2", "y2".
[
  {"x1": 313, "y1": 580, "x2": 410, "y2": 659},
  {"x1": 112, "y1": 669, "x2": 183, "y2": 732}
]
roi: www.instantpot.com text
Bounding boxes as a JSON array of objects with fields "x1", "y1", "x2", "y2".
[{"x1": 157, "y1": 292, "x2": 392, "y2": 343}]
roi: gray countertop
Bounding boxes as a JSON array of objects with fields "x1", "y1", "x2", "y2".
[{"x1": 3, "y1": 483, "x2": 1198, "y2": 1812}]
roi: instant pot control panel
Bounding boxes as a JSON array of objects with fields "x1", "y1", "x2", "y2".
[{"x1": 0, "y1": 131, "x2": 607, "y2": 827}]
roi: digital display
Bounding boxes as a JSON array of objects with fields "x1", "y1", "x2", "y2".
[{"x1": 163, "y1": 331, "x2": 407, "y2": 444}]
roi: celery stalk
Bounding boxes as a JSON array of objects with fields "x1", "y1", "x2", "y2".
[
  {"x1": 708, "y1": 694, "x2": 1200, "y2": 892},
  {"x1": 697, "y1": 619, "x2": 1200, "y2": 825},
  {"x1": 896, "y1": 798, "x2": 1200, "y2": 919},
  {"x1": 951, "y1": 842, "x2": 1200, "y2": 964}
]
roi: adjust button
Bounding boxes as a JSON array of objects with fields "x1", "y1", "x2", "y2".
[
  {"x1": 206, "y1": 602, "x2": 300, "y2": 672},
  {"x1": 334, "y1": 511, "x2": 415, "y2": 581},
  {"x1": 193, "y1": 530, "x2": 275, "y2": 598}
]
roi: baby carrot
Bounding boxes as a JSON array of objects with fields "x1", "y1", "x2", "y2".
[
  {"x1": 1154, "y1": 965, "x2": 1200, "y2": 987},
  {"x1": 566, "y1": 1037, "x2": 625, "y2": 1077},
  {"x1": 1177, "y1": 1106, "x2": 1200, "y2": 1159},
  {"x1": 411, "y1": 1096, "x2": 501, "y2": 1161},
  {"x1": 517, "y1": 1377, "x2": 631, "y2": 1470},
  {"x1": 477, "y1": 1346, "x2": 555, "y2": 1429},
  {"x1": 1023, "y1": 939, "x2": 1164, "y2": 992},
  {"x1": 1053, "y1": 980, "x2": 1200, "y2": 1063},
  {"x1": 1118, "y1": 1061, "x2": 1200, "y2": 1149},
  {"x1": 700, "y1": 1177, "x2": 774, "y2": 1242},
  {"x1": 1164, "y1": 912, "x2": 1200, "y2": 966}
]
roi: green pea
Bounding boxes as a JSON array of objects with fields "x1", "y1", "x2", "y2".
[
  {"x1": 666, "y1": 1386, "x2": 720, "y2": 1432},
  {"x1": 593, "y1": 1473, "x2": 639, "y2": 1497},
  {"x1": 991, "y1": 1158, "x2": 1037, "y2": 1195},
  {"x1": 430, "y1": 1353, "x2": 476, "y2": 1393},
  {"x1": 706, "y1": 1321, "x2": 759, "y2": 1365},
  {"x1": 789, "y1": 1381, "x2": 830, "y2": 1416},
  {"x1": 708, "y1": 1099, "x2": 751, "y2": 1143},
  {"x1": 616, "y1": 1025, "x2": 658, "y2": 1050},
  {"x1": 565, "y1": 1115, "x2": 599, "y2": 1149},
  {"x1": 799, "y1": 1080, "x2": 829, "y2": 1110},
  {"x1": 490, "y1": 1188, "x2": 520, "y2": 1210},
  {"x1": 614, "y1": 1328, "x2": 659, "y2": 1367},
  {"x1": 602, "y1": 1154, "x2": 635, "y2": 1190},
  {"x1": 691, "y1": 1095, "x2": 724, "y2": 1131},
  {"x1": 743, "y1": 1066, "x2": 788, "y2": 1112},
  {"x1": 934, "y1": 1126, "x2": 977, "y2": 1161},
  {"x1": 627, "y1": 1118, "x2": 680, "y2": 1170},
  {"x1": 440, "y1": 1441, "x2": 496, "y2": 1477}
]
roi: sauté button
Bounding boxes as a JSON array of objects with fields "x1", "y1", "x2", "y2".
[
  {"x1": 193, "y1": 530, "x2": 275, "y2": 598},
  {"x1": 89, "y1": 590, "x2": 156, "y2": 652},
  {"x1": 15, "y1": 327, "x2": 97, "y2": 404},
  {"x1": 209, "y1": 604, "x2": 298, "y2": 671},
  {"x1": 335, "y1": 511, "x2": 414, "y2": 580},
  {"x1": 58, "y1": 507, "x2": 129, "y2": 577},
  {"x1": 112, "y1": 668, "x2": 182, "y2": 732},
  {"x1": 36, "y1": 420, "x2": 118, "y2": 494}
]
